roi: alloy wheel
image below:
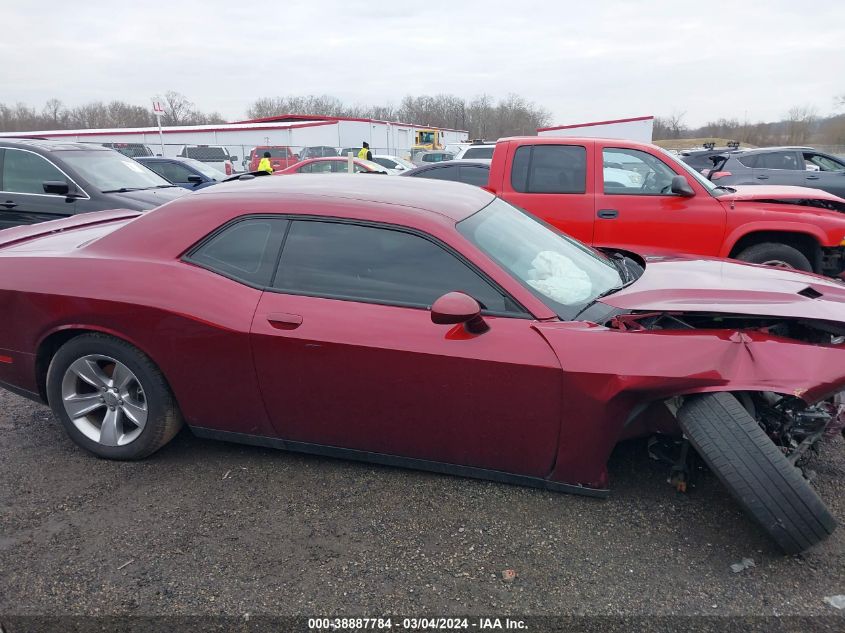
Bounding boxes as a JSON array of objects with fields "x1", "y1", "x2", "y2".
[{"x1": 60, "y1": 354, "x2": 148, "y2": 446}]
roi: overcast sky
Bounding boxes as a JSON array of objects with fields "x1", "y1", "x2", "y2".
[{"x1": 2, "y1": 1, "x2": 843, "y2": 128}]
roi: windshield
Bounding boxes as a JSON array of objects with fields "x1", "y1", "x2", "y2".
[
  {"x1": 57, "y1": 151, "x2": 172, "y2": 191},
  {"x1": 182, "y1": 158, "x2": 226, "y2": 180},
  {"x1": 458, "y1": 198, "x2": 623, "y2": 319},
  {"x1": 656, "y1": 147, "x2": 723, "y2": 195}
]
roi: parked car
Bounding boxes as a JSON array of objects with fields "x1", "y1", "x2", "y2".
[
  {"x1": 486, "y1": 137, "x2": 845, "y2": 276},
  {"x1": 247, "y1": 146, "x2": 299, "y2": 172},
  {"x1": 298, "y1": 146, "x2": 339, "y2": 160},
  {"x1": 454, "y1": 143, "x2": 495, "y2": 160},
  {"x1": 276, "y1": 157, "x2": 391, "y2": 174},
  {"x1": 136, "y1": 157, "x2": 226, "y2": 190},
  {"x1": 0, "y1": 139, "x2": 187, "y2": 229},
  {"x1": 411, "y1": 151, "x2": 455, "y2": 166},
  {"x1": 372, "y1": 154, "x2": 416, "y2": 173},
  {"x1": 692, "y1": 147, "x2": 845, "y2": 199},
  {"x1": 100, "y1": 142, "x2": 154, "y2": 158},
  {"x1": 400, "y1": 160, "x2": 491, "y2": 186},
  {"x1": 178, "y1": 145, "x2": 238, "y2": 175},
  {"x1": 678, "y1": 146, "x2": 744, "y2": 173},
  {"x1": 0, "y1": 175, "x2": 842, "y2": 553}
]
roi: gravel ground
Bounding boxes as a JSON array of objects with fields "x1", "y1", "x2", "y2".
[{"x1": 1, "y1": 388, "x2": 844, "y2": 624}]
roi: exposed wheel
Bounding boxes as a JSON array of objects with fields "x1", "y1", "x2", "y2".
[
  {"x1": 735, "y1": 242, "x2": 812, "y2": 271},
  {"x1": 46, "y1": 333, "x2": 182, "y2": 459},
  {"x1": 677, "y1": 392, "x2": 836, "y2": 554}
]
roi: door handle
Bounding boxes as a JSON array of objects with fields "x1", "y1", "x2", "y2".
[
  {"x1": 756, "y1": 174, "x2": 769, "y2": 180},
  {"x1": 597, "y1": 209, "x2": 619, "y2": 219},
  {"x1": 266, "y1": 312, "x2": 303, "y2": 330},
  {"x1": 807, "y1": 174, "x2": 820, "y2": 180},
  {"x1": 1, "y1": 201, "x2": 17, "y2": 209}
]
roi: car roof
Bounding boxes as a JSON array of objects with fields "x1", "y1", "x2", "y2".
[
  {"x1": 0, "y1": 138, "x2": 112, "y2": 152},
  {"x1": 191, "y1": 173, "x2": 494, "y2": 221},
  {"x1": 741, "y1": 146, "x2": 815, "y2": 153},
  {"x1": 136, "y1": 156, "x2": 192, "y2": 162}
]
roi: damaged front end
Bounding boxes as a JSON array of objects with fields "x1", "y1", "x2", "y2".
[{"x1": 609, "y1": 310, "x2": 845, "y2": 478}]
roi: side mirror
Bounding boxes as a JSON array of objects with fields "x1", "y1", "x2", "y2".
[
  {"x1": 670, "y1": 175, "x2": 695, "y2": 197},
  {"x1": 187, "y1": 175, "x2": 203, "y2": 184},
  {"x1": 431, "y1": 291, "x2": 489, "y2": 334},
  {"x1": 230, "y1": 156, "x2": 238, "y2": 163},
  {"x1": 43, "y1": 181, "x2": 70, "y2": 196}
]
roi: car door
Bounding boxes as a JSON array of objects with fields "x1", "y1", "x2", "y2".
[
  {"x1": 592, "y1": 144, "x2": 726, "y2": 256},
  {"x1": 801, "y1": 151, "x2": 845, "y2": 198},
  {"x1": 250, "y1": 218, "x2": 563, "y2": 477},
  {"x1": 751, "y1": 150, "x2": 806, "y2": 186},
  {"x1": 0, "y1": 147, "x2": 78, "y2": 229},
  {"x1": 496, "y1": 142, "x2": 596, "y2": 244}
]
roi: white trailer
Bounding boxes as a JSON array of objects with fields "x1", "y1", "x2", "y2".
[
  {"x1": 0, "y1": 115, "x2": 468, "y2": 167},
  {"x1": 537, "y1": 116, "x2": 654, "y2": 142}
]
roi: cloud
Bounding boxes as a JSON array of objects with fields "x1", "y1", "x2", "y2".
[{"x1": 1, "y1": 0, "x2": 843, "y2": 127}]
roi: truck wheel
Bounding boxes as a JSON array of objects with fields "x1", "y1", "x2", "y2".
[
  {"x1": 677, "y1": 392, "x2": 836, "y2": 554},
  {"x1": 735, "y1": 243, "x2": 812, "y2": 271},
  {"x1": 46, "y1": 333, "x2": 183, "y2": 460}
]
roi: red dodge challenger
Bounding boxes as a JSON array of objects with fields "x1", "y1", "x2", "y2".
[{"x1": 0, "y1": 175, "x2": 842, "y2": 553}]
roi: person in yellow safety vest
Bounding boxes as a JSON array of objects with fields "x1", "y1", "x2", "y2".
[
  {"x1": 357, "y1": 142, "x2": 372, "y2": 161},
  {"x1": 257, "y1": 151, "x2": 273, "y2": 173}
]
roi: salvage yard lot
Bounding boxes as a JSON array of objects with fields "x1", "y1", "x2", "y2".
[{"x1": 1, "y1": 388, "x2": 843, "y2": 617}]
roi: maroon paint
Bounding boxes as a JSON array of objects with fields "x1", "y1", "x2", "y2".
[{"x1": 1, "y1": 175, "x2": 844, "y2": 490}]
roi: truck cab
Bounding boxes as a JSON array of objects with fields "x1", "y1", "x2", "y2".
[{"x1": 488, "y1": 137, "x2": 845, "y2": 276}]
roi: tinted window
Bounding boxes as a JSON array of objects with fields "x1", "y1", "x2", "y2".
[
  {"x1": 372, "y1": 157, "x2": 397, "y2": 169},
  {"x1": 180, "y1": 146, "x2": 228, "y2": 161},
  {"x1": 189, "y1": 218, "x2": 286, "y2": 286},
  {"x1": 463, "y1": 147, "x2": 494, "y2": 159},
  {"x1": 273, "y1": 221, "x2": 512, "y2": 311},
  {"x1": 736, "y1": 154, "x2": 758, "y2": 168},
  {"x1": 755, "y1": 151, "x2": 800, "y2": 170},
  {"x1": 458, "y1": 165, "x2": 490, "y2": 186},
  {"x1": 152, "y1": 162, "x2": 194, "y2": 182},
  {"x1": 416, "y1": 166, "x2": 459, "y2": 181},
  {"x1": 2, "y1": 149, "x2": 67, "y2": 194},
  {"x1": 511, "y1": 145, "x2": 586, "y2": 194}
]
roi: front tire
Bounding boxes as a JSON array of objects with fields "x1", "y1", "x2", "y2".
[
  {"x1": 46, "y1": 333, "x2": 182, "y2": 460},
  {"x1": 677, "y1": 392, "x2": 836, "y2": 554},
  {"x1": 735, "y1": 242, "x2": 812, "y2": 272}
]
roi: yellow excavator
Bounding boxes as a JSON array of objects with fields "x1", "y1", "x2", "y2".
[{"x1": 412, "y1": 129, "x2": 442, "y2": 151}]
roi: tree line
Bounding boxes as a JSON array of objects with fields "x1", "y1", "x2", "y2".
[
  {"x1": 0, "y1": 91, "x2": 225, "y2": 132},
  {"x1": 248, "y1": 93, "x2": 553, "y2": 139},
  {"x1": 0, "y1": 92, "x2": 551, "y2": 139},
  {"x1": 654, "y1": 97, "x2": 845, "y2": 146},
  {"x1": 4, "y1": 89, "x2": 845, "y2": 146}
]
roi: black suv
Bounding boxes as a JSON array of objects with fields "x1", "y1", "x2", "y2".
[{"x1": 0, "y1": 139, "x2": 187, "y2": 229}]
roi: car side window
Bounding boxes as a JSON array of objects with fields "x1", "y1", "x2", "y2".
[
  {"x1": 736, "y1": 154, "x2": 758, "y2": 168},
  {"x1": 458, "y1": 165, "x2": 490, "y2": 186},
  {"x1": 297, "y1": 163, "x2": 313, "y2": 173},
  {"x1": 187, "y1": 218, "x2": 287, "y2": 286},
  {"x1": 601, "y1": 148, "x2": 674, "y2": 195},
  {"x1": 2, "y1": 149, "x2": 67, "y2": 194},
  {"x1": 417, "y1": 166, "x2": 458, "y2": 181},
  {"x1": 311, "y1": 161, "x2": 334, "y2": 173},
  {"x1": 755, "y1": 151, "x2": 800, "y2": 170},
  {"x1": 273, "y1": 220, "x2": 516, "y2": 313},
  {"x1": 511, "y1": 145, "x2": 587, "y2": 194},
  {"x1": 154, "y1": 162, "x2": 193, "y2": 182},
  {"x1": 804, "y1": 153, "x2": 845, "y2": 172}
]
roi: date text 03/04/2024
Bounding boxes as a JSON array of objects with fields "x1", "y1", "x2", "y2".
[{"x1": 307, "y1": 617, "x2": 528, "y2": 630}]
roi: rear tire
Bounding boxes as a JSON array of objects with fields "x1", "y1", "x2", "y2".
[
  {"x1": 735, "y1": 242, "x2": 812, "y2": 271},
  {"x1": 677, "y1": 392, "x2": 836, "y2": 554},
  {"x1": 46, "y1": 333, "x2": 182, "y2": 460}
]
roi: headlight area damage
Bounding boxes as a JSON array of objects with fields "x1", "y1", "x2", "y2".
[{"x1": 534, "y1": 313, "x2": 845, "y2": 553}]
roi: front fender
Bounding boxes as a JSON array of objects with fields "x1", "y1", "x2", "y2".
[{"x1": 533, "y1": 321, "x2": 845, "y2": 488}]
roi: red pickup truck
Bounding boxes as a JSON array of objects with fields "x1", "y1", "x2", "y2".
[
  {"x1": 247, "y1": 146, "x2": 299, "y2": 172},
  {"x1": 487, "y1": 137, "x2": 845, "y2": 276}
]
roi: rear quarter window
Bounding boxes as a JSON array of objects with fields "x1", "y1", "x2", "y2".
[{"x1": 511, "y1": 145, "x2": 587, "y2": 194}]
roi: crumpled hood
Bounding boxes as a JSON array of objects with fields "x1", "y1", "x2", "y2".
[
  {"x1": 719, "y1": 185, "x2": 845, "y2": 204},
  {"x1": 106, "y1": 187, "x2": 188, "y2": 210},
  {"x1": 600, "y1": 255, "x2": 845, "y2": 322}
]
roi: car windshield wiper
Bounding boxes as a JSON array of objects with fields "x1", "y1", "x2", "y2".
[
  {"x1": 101, "y1": 187, "x2": 145, "y2": 193},
  {"x1": 572, "y1": 277, "x2": 638, "y2": 320},
  {"x1": 150, "y1": 184, "x2": 180, "y2": 189},
  {"x1": 714, "y1": 185, "x2": 737, "y2": 192}
]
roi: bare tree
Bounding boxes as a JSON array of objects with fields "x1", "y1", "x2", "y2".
[
  {"x1": 784, "y1": 105, "x2": 817, "y2": 145},
  {"x1": 162, "y1": 91, "x2": 196, "y2": 126}
]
